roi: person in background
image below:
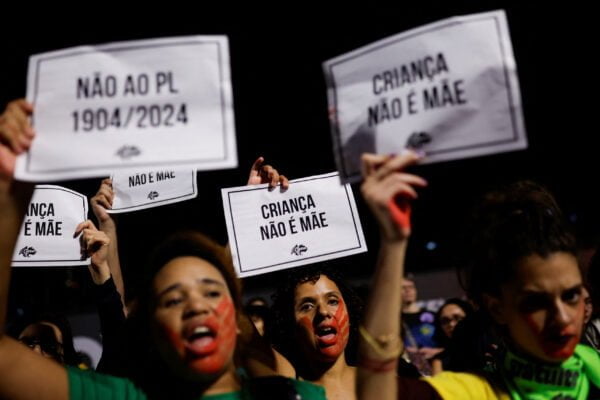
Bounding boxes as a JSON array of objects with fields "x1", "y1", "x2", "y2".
[
  {"x1": 430, "y1": 298, "x2": 474, "y2": 375},
  {"x1": 16, "y1": 313, "x2": 80, "y2": 367},
  {"x1": 244, "y1": 297, "x2": 271, "y2": 337}
]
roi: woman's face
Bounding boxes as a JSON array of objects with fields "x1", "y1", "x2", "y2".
[
  {"x1": 293, "y1": 275, "x2": 350, "y2": 364},
  {"x1": 489, "y1": 252, "x2": 584, "y2": 363},
  {"x1": 152, "y1": 256, "x2": 237, "y2": 381},
  {"x1": 439, "y1": 304, "x2": 466, "y2": 338},
  {"x1": 18, "y1": 322, "x2": 64, "y2": 363}
]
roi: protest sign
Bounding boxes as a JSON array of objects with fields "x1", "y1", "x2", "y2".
[
  {"x1": 222, "y1": 172, "x2": 367, "y2": 277},
  {"x1": 323, "y1": 10, "x2": 527, "y2": 182},
  {"x1": 12, "y1": 185, "x2": 89, "y2": 267},
  {"x1": 108, "y1": 168, "x2": 197, "y2": 213},
  {"x1": 16, "y1": 35, "x2": 237, "y2": 181}
]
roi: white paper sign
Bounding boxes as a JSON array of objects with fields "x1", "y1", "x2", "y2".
[
  {"x1": 108, "y1": 168, "x2": 197, "y2": 213},
  {"x1": 16, "y1": 35, "x2": 237, "y2": 181},
  {"x1": 12, "y1": 185, "x2": 89, "y2": 267},
  {"x1": 222, "y1": 172, "x2": 367, "y2": 277},
  {"x1": 323, "y1": 10, "x2": 527, "y2": 182}
]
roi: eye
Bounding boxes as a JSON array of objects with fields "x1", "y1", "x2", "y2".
[
  {"x1": 205, "y1": 290, "x2": 222, "y2": 299},
  {"x1": 328, "y1": 298, "x2": 339, "y2": 306},
  {"x1": 562, "y1": 288, "x2": 582, "y2": 305},
  {"x1": 298, "y1": 302, "x2": 314, "y2": 312},
  {"x1": 163, "y1": 297, "x2": 183, "y2": 308},
  {"x1": 519, "y1": 294, "x2": 548, "y2": 313}
]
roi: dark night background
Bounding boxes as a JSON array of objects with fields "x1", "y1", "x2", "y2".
[{"x1": 2, "y1": 2, "x2": 598, "y2": 339}]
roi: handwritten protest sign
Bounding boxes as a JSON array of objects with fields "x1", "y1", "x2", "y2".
[
  {"x1": 16, "y1": 35, "x2": 237, "y2": 181},
  {"x1": 12, "y1": 185, "x2": 89, "y2": 267},
  {"x1": 108, "y1": 168, "x2": 197, "y2": 213},
  {"x1": 222, "y1": 172, "x2": 367, "y2": 277},
  {"x1": 323, "y1": 10, "x2": 527, "y2": 182}
]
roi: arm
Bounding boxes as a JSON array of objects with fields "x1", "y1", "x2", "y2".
[
  {"x1": 74, "y1": 219, "x2": 127, "y2": 375},
  {"x1": 235, "y1": 157, "x2": 296, "y2": 377},
  {"x1": 90, "y1": 179, "x2": 126, "y2": 311},
  {"x1": 0, "y1": 99, "x2": 69, "y2": 400},
  {"x1": 357, "y1": 152, "x2": 427, "y2": 400}
]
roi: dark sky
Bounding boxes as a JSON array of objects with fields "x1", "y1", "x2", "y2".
[{"x1": 3, "y1": 2, "x2": 599, "y2": 317}]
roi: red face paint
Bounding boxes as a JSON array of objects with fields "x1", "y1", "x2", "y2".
[
  {"x1": 523, "y1": 299, "x2": 583, "y2": 361},
  {"x1": 315, "y1": 298, "x2": 350, "y2": 360},
  {"x1": 185, "y1": 298, "x2": 237, "y2": 375}
]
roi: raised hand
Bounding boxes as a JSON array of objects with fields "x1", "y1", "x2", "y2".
[
  {"x1": 247, "y1": 156, "x2": 289, "y2": 190},
  {"x1": 0, "y1": 99, "x2": 35, "y2": 179},
  {"x1": 360, "y1": 151, "x2": 427, "y2": 241},
  {"x1": 74, "y1": 220, "x2": 111, "y2": 285},
  {"x1": 90, "y1": 178, "x2": 115, "y2": 225}
]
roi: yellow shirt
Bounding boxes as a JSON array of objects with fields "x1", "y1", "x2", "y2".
[{"x1": 423, "y1": 371, "x2": 510, "y2": 400}]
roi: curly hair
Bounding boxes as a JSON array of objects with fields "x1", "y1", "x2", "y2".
[
  {"x1": 125, "y1": 231, "x2": 242, "y2": 396},
  {"x1": 458, "y1": 180, "x2": 577, "y2": 308},
  {"x1": 268, "y1": 262, "x2": 363, "y2": 370}
]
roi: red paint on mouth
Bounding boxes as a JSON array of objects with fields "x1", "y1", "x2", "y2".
[
  {"x1": 524, "y1": 301, "x2": 583, "y2": 360},
  {"x1": 318, "y1": 297, "x2": 349, "y2": 359},
  {"x1": 187, "y1": 298, "x2": 237, "y2": 375}
]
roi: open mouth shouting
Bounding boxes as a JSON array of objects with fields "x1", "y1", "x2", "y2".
[
  {"x1": 316, "y1": 324, "x2": 339, "y2": 347},
  {"x1": 185, "y1": 322, "x2": 218, "y2": 357}
]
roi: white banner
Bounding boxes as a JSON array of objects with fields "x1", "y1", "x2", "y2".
[
  {"x1": 16, "y1": 35, "x2": 237, "y2": 181},
  {"x1": 12, "y1": 185, "x2": 89, "y2": 267},
  {"x1": 323, "y1": 10, "x2": 527, "y2": 182},
  {"x1": 108, "y1": 168, "x2": 197, "y2": 213},
  {"x1": 222, "y1": 172, "x2": 367, "y2": 277}
]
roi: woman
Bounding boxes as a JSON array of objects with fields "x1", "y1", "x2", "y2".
[
  {"x1": 430, "y1": 298, "x2": 474, "y2": 375},
  {"x1": 0, "y1": 99, "x2": 325, "y2": 399},
  {"x1": 15, "y1": 312, "x2": 80, "y2": 367},
  {"x1": 269, "y1": 264, "x2": 364, "y2": 400},
  {"x1": 357, "y1": 150, "x2": 600, "y2": 399}
]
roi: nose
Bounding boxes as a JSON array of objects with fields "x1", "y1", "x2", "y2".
[
  {"x1": 182, "y1": 293, "x2": 210, "y2": 319},
  {"x1": 552, "y1": 300, "x2": 575, "y2": 329},
  {"x1": 316, "y1": 299, "x2": 333, "y2": 319}
]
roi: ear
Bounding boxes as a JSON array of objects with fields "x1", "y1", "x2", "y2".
[{"x1": 482, "y1": 293, "x2": 507, "y2": 325}]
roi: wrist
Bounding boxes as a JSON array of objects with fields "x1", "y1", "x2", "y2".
[
  {"x1": 379, "y1": 231, "x2": 409, "y2": 246},
  {"x1": 90, "y1": 262, "x2": 111, "y2": 285}
]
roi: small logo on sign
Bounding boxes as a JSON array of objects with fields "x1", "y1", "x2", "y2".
[
  {"x1": 18, "y1": 246, "x2": 37, "y2": 258},
  {"x1": 291, "y1": 244, "x2": 308, "y2": 256},
  {"x1": 406, "y1": 132, "x2": 432, "y2": 149},
  {"x1": 148, "y1": 191, "x2": 159, "y2": 200},
  {"x1": 116, "y1": 145, "x2": 141, "y2": 160}
]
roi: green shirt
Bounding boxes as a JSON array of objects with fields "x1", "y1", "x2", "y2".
[{"x1": 68, "y1": 367, "x2": 326, "y2": 400}]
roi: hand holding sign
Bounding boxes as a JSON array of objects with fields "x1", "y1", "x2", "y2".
[
  {"x1": 247, "y1": 156, "x2": 289, "y2": 190},
  {"x1": 90, "y1": 178, "x2": 115, "y2": 224},
  {"x1": 0, "y1": 99, "x2": 35, "y2": 179},
  {"x1": 360, "y1": 151, "x2": 427, "y2": 240},
  {"x1": 74, "y1": 220, "x2": 110, "y2": 285}
]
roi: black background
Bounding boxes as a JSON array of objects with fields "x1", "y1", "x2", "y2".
[{"x1": 3, "y1": 2, "x2": 599, "y2": 319}]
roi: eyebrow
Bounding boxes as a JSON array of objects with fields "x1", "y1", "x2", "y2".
[
  {"x1": 296, "y1": 291, "x2": 342, "y2": 305},
  {"x1": 519, "y1": 283, "x2": 583, "y2": 296},
  {"x1": 157, "y1": 278, "x2": 225, "y2": 298}
]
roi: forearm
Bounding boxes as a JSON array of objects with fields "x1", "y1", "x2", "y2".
[
  {"x1": 99, "y1": 220, "x2": 125, "y2": 308},
  {"x1": 0, "y1": 181, "x2": 33, "y2": 335},
  {"x1": 357, "y1": 239, "x2": 407, "y2": 400}
]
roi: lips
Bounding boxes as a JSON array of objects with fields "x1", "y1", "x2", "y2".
[
  {"x1": 541, "y1": 328, "x2": 579, "y2": 358},
  {"x1": 316, "y1": 324, "x2": 338, "y2": 346},
  {"x1": 184, "y1": 321, "x2": 218, "y2": 356}
]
